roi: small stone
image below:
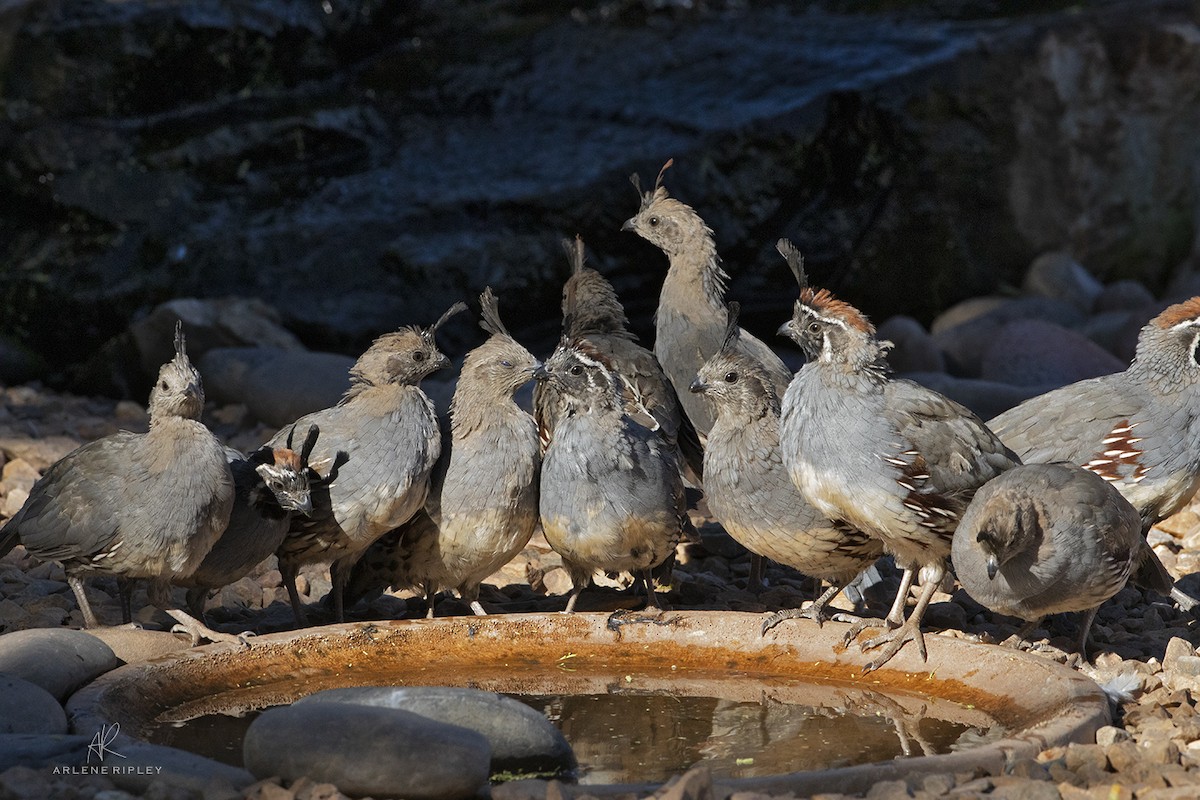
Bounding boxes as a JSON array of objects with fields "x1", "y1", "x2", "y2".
[
  {"x1": 82, "y1": 627, "x2": 191, "y2": 664},
  {"x1": 243, "y1": 702, "x2": 490, "y2": 800},
  {"x1": 1141, "y1": 739, "x2": 1181, "y2": 766},
  {"x1": 991, "y1": 781, "x2": 1060, "y2": 800},
  {"x1": 0, "y1": 675, "x2": 67, "y2": 734},
  {"x1": 1164, "y1": 637, "x2": 1195, "y2": 671},
  {"x1": 653, "y1": 766, "x2": 714, "y2": 800},
  {"x1": 1064, "y1": 742, "x2": 1107, "y2": 774},
  {"x1": 1094, "y1": 725, "x2": 1130, "y2": 747},
  {"x1": 0, "y1": 733, "x2": 89, "y2": 770},
  {"x1": 0, "y1": 628, "x2": 121, "y2": 700},
  {"x1": 864, "y1": 779, "x2": 910, "y2": 799},
  {"x1": 106, "y1": 739, "x2": 255, "y2": 795}
]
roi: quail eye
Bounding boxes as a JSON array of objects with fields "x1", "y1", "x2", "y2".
[
  {"x1": 160, "y1": 380, "x2": 169, "y2": 391},
  {"x1": 648, "y1": 216, "x2": 659, "y2": 227},
  {"x1": 412, "y1": 351, "x2": 426, "y2": 362},
  {"x1": 723, "y1": 371, "x2": 738, "y2": 383},
  {"x1": 568, "y1": 364, "x2": 583, "y2": 376},
  {"x1": 500, "y1": 360, "x2": 513, "y2": 368},
  {"x1": 807, "y1": 322, "x2": 821, "y2": 335}
]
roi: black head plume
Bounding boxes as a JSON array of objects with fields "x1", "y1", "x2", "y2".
[
  {"x1": 429, "y1": 301, "x2": 468, "y2": 335},
  {"x1": 720, "y1": 302, "x2": 741, "y2": 355},
  {"x1": 478, "y1": 287, "x2": 510, "y2": 339},
  {"x1": 300, "y1": 424, "x2": 319, "y2": 463},
  {"x1": 776, "y1": 238, "x2": 807, "y2": 291},
  {"x1": 563, "y1": 234, "x2": 586, "y2": 275}
]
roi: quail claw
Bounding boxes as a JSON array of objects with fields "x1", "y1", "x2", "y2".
[{"x1": 859, "y1": 620, "x2": 926, "y2": 673}]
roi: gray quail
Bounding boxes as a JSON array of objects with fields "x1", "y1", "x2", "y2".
[
  {"x1": 951, "y1": 461, "x2": 1152, "y2": 660},
  {"x1": 621, "y1": 159, "x2": 792, "y2": 438},
  {"x1": 269, "y1": 302, "x2": 465, "y2": 626},
  {"x1": 689, "y1": 303, "x2": 884, "y2": 628},
  {"x1": 987, "y1": 297, "x2": 1200, "y2": 610},
  {"x1": 775, "y1": 239, "x2": 1020, "y2": 672},
  {"x1": 177, "y1": 425, "x2": 319, "y2": 619},
  {"x1": 0, "y1": 323, "x2": 239, "y2": 645},
  {"x1": 343, "y1": 288, "x2": 542, "y2": 617},
  {"x1": 535, "y1": 338, "x2": 687, "y2": 612},
  {"x1": 534, "y1": 235, "x2": 683, "y2": 458}
]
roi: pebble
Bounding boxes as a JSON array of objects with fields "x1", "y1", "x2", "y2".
[
  {"x1": 298, "y1": 685, "x2": 577, "y2": 778},
  {"x1": 0, "y1": 675, "x2": 67, "y2": 734},
  {"x1": 0, "y1": 628, "x2": 121, "y2": 700},
  {"x1": 243, "y1": 702, "x2": 491, "y2": 800}
]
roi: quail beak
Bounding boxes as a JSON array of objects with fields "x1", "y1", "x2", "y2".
[
  {"x1": 533, "y1": 364, "x2": 551, "y2": 383},
  {"x1": 688, "y1": 377, "x2": 707, "y2": 394},
  {"x1": 777, "y1": 319, "x2": 797, "y2": 341},
  {"x1": 433, "y1": 352, "x2": 451, "y2": 372},
  {"x1": 985, "y1": 554, "x2": 1000, "y2": 581},
  {"x1": 620, "y1": 217, "x2": 636, "y2": 232},
  {"x1": 288, "y1": 493, "x2": 314, "y2": 517}
]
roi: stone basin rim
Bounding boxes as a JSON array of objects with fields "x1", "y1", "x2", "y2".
[{"x1": 65, "y1": 610, "x2": 1110, "y2": 798}]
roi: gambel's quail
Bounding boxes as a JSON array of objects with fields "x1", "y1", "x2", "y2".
[
  {"x1": 534, "y1": 235, "x2": 683, "y2": 456},
  {"x1": 270, "y1": 302, "x2": 465, "y2": 626},
  {"x1": 775, "y1": 239, "x2": 1019, "y2": 671},
  {"x1": 988, "y1": 297, "x2": 1200, "y2": 610},
  {"x1": 951, "y1": 462, "x2": 1157, "y2": 660},
  {"x1": 689, "y1": 303, "x2": 884, "y2": 628},
  {"x1": 621, "y1": 159, "x2": 792, "y2": 438},
  {"x1": 343, "y1": 288, "x2": 542, "y2": 617},
  {"x1": 177, "y1": 425, "x2": 319, "y2": 618},
  {"x1": 535, "y1": 338, "x2": 687, "y2": 612},
  {"x1": 0, "y1": 323, "x2": 239, "y2": 645}
]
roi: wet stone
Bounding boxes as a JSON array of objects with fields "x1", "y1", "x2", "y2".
[
  {"x1": 0, "y1": 628, "x2": 120, "y2": 700},
  {"x1": 0, "y1": 734, "x2": 89, "y2": 771},
  {"x1": 243, "y1": 702, "x2": 490, "y2": 800},
  {"x1": 298, "y1": 685, "x2": 576, "y2": 778},
  {"x1": 0, "y1": 674, "x2": 66, "y2": 735}
]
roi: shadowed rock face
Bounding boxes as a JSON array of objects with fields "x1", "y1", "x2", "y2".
[{"x1": 1, "y1": 0, "x2": 1198, "y2": 390}]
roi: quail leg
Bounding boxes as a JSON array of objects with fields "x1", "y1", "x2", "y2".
[
  {"x1": 67, "y1": 575, "x2": 102, "y2": 629},
  {"x1": 762, "y1": 581, "x2": 863, "y2": 635},
  {"x1": 328, "y1": 559, "x2": 348, "y2": 623},
  {"x1": 1073, "y1": 605, "x2": 1102, "y2": 665},
  {"x1": 116, "y1": 577, "x2": 136, "y2": 624},
  {"x1": 746, "y1": 554, "x2": 768, "y2": 592},
  {"x1": 999, "y1": 617, "x2": 1045, "y2": 650},
  {"x1": 184, "y1": 586, "x2": 211, "y2": 621},
  {"x1": 147, "y1": 581, "x2": 251, "y2": 647},
  {"x1": 279, "y1": 560, "x2": 309, "y2": 628},
  {"x1": 640, "y1": 570, "x2": 661, "y2": 610},
  {"x1": 842, "y1": 567, "x2": 914, "y2": 647},
  {"x1": 859, "y1": 569, "x2": 941, "y2": 673},
  {"x1": 424, "y1": 582, "x2": 439, "y2": 619}
]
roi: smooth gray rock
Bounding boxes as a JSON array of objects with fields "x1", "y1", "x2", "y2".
[
  {"x1": 1022, "y1": 251, "x2": 1104, "y2": 312},
  {"x1": 299, "y1": 685, "x2": 577, "y2": 777},
  {"x1": 0, "y1": 674, "x2": 68, "y2": 734},
  {"x1": 243, "y1": 702, "x2": 491, "y2": 800},
  {"x1": 877, "y1": 315, "x2": 944, "y2": 374},
  {"x1": 979, "y1": 318, "x2": 1125, "y2": 387},
  {"x1": 0, "y1": 628, "x2": 121, "y2": 701},
  {"x1": 107, "y1": 740, "x2": 256, "y2": 795},
  {"x1": 0, "y1": 734, "x2": 89, "y2": 770},
  {"x1": 199, "y1": 346, "x2": 353, "y2": 426},
  {"x1": 931, "y1": 297, "x2": 1086, "y2": 376},
  {"x1": 1092, "y1": 279, "x2": 1155, "y2": 314}
]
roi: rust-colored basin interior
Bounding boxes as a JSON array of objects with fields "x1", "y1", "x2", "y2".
[{"x1": 66, "y1": 611, "x2": 1110, "y2": 796}]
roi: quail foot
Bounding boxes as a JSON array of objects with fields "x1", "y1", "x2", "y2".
[
  {"x1": 775, "y1": 239, "x2": 1019, "y2": 672},
  {"x1": 689, "y1": 303, "x2": 883, "y2": 630},
  {"x1": 0, "y1": 323, "x2": 241, "y2": 646},
  {"x1": 269, "y1": 302, "x2": 465, "y2": 626},
  {"x1": 988, "y1": 297, "x2": 1200, "y2": 611},
  {"x1": 344, "y1": 288, "x2": 542, "y2": 618},
  {"x1": 951, "y1": 462, "x2": 1159, "y2": 663},
  {"x1": 536, "y1": 338, "x2": 687, "y2": 612},
  {"x1": 176, "y1": 424, "x2": 320, "y2": 620}
]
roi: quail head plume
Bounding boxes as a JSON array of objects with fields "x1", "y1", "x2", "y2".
[
  {"x1": 344, "y1": 288, "x2": 542, "y2": 617},
  {"x1": 775, "y1": 239, "x2": 1019, "y2": 672},
  {"x1": 535, "y1": 337, "x2": 686, "y2": 612},
  {"x1": 0, "y1": 322, "x2": 240, "y2": 645},
  {"x1": 270, "y1": 301, "x2": 465, "y2": 626},
  {"x1": 690, "y1": 302, "x2": 883, "y2": 629}
]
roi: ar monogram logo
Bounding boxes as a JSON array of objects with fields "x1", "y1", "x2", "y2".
[{"x1": 86, "y1": 723, "x2": 126, "y2": 764}]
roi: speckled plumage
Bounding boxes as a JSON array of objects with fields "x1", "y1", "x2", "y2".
[
  {"x1": 691, "y1": 305, "x2": 882, "y2": 625},
  {"x1": 0, "y1": 323, "x2": 237, "y2": 644},
  {"x1": 345, "y1": 289, "x2": 542, "y2": 617},
  {"x1": 952, "y1": 462, "x2": 1148, "y2": 657},
  {"x1": 622, "y1": 160, "x2": 792, "y2": 437},
  {"x1": 536, "y1": 339, "x2": 686, "y2": 612},
  {"x1": 269, "y1": 302, "x2": 464, "y2": 625},
  {"x1": 775, "y1": 240, "x2": 1019, "y2": 671}
]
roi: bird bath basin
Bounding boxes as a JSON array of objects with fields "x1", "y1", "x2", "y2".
[{"x1": 66, "y1": 611, "x2": 1109, "y2": 796}]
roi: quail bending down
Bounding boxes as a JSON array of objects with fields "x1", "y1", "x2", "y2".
[
  {"x1": 270, "y1": 302, "x2": 464, "y2": 626},
  {"x1": 534, "y1": 235, "x2": 683, "y2": 458},
  {"x1": 536, "y1": 338, "x2": 687, "y2": 612},
  {"x1": 951, "y1": 462, "x2": 1156, "y2": 659},
  {"x1": 0, "y1": 323, "x2": 239, "y2": 645},
  {"x1": 690, "y1": 303, "x2": 884, "y2": 628},
  {"x1": 775, "y1": 240, "x2": 1019, "y2": 671},
  {"x1": 344, "y1": 288, "x2": 542, "y2": 617},
  {"x1": 177, "y1": 425, "x2": 319, "y2": 619},
  {"x1": 988, "y1": 297, "x2": 1200, "y2": 610}
]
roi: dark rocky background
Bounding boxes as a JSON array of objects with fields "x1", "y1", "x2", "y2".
[{"x1": 2, "y1": 0, "x2": 1199, "y2": 397}]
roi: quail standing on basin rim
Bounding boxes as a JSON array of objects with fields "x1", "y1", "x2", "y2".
[
  {"x1": 344, "y1": 288, "x2": 542, "y2": 617},
  {"x1": 775, "y1": 239, "x2": 1020, "y2": 672},
  {"x1": 534, "y1": 235, "x2": 685, "y2": 464},
  {"x1": 690, "y1": 302, "x2": 884, "y2": 629},
  {"x1": 176, "y1": 424, "x2": 320, "y2": 620},
  {"x1": 536, "y1": 338, "x2": 687, "y2": 612},
  {"x1": 987, "y1": 297, "x2": 1200, "y2": 612},
  {"x1": 0, "y1": 322, "x2": 242, "y2": 645},
  {"x1": 951, "y1": 461, "x2": 1161, "y2": 662},
  {"x1": 269, "y1": 302, "x2": 466, "y2": 626}
]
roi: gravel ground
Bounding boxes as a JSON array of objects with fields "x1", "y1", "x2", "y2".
[{"x1": 3, "y1": 382, "x2": 1200, "y2": 800}]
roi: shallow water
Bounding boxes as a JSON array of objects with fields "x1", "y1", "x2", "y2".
[{"x1": 152, "y1": 682, "x2": 987, "y2": 784}]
